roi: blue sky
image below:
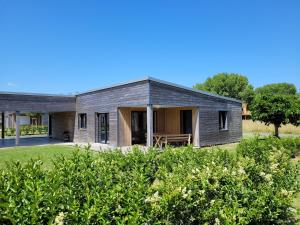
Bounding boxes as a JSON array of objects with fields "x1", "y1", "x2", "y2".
[{"x1": 0, "y1": 0, "x2": 299, "y2": 94}]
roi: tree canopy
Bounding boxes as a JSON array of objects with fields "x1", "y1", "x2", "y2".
[
  {"x1": 250, "y1": 83, "x2": 300, "y2": 137},
  {"x1": 193, "y1": 73, "x2": 254, "y2": 102}
]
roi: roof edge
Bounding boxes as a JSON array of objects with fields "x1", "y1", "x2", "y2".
[
  {"x1": 0, "y1": 91, "x2": 75, "y2": 98},
  {"x1": 76, "y1": 77, "x2": 150, "y2": 96}
]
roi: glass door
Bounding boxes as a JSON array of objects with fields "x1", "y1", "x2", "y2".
[
  {"x1": 98, "y1": 113, "x2": 109, "y2": 143},
  {"x1": 180, "y1": 110, "x2": 192, "y2": 134},
  {"x1": 131, "y1": 111, "x2": 147, "y2": 145}
]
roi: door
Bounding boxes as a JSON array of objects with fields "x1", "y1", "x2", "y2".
[
  {"x1": 180, "y1": 110, "x2": 192, "y2": 134},
  {"x1": 131, "y1": 111, "x2": 147, "y2": 145},
  {"x1": 48, "y1": 115, "x2": 52, "y2": 137},
  {"x1": 97, "y1": 113, "x2": 109, "y2": 143}
]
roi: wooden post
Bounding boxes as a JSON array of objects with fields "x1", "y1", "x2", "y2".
[
  {"x1": 194, "y1": 107, "x2": 200, "y2": 147},
  {"x1": 147, "y1": 105, "x2": 153, "y2": 147},
  {"x1": 15, "y1": 111, "x2": 20, "y2": 146},
  {"x1": 1, "y1": 112, "x2": 4, "y2": 139}
]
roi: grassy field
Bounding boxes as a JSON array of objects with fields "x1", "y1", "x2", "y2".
[
  {"x1": 0, "y1": 145, "x2": 76, "y2": 169},
  {"x1": 243, "y1": 120, "x2": 300, "y2": 134}
]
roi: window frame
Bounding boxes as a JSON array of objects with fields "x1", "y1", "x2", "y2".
[
  {"x1": 78, "y1": 113, "x2": 87, "y2": 129},
  {"x1": 219, "y1": 111, "x2": 228, "y2": 131}
]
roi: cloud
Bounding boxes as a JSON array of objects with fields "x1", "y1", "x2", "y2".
[{"x1": 7, "y1": 82, "x2": 17, "y2": 87}]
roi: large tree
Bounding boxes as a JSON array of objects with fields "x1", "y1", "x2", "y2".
[
  {"x1": 250, "y1": 83, "x2": 300, "y2": 137},
  {"x1": 193, "y1": 73, "x2": 254, "y2": 103}
]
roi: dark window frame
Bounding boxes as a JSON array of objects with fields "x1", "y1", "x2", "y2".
[
  {"x1": 78, "y1": 113, "x2": 87, "y2": 129},
  {"x1": 219, "y1": 111, "x2": 228, "y2": 131}
]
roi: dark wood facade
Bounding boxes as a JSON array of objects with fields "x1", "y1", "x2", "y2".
[{"x1": 74, "y1": 78, "x2": 242, "y2": 147}]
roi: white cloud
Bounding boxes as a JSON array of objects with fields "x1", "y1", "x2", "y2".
[{"x1": 7, "y1": 82, "x2": 17, "y2": 87}]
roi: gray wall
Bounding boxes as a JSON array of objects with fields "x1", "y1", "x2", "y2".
[
  {"x1": 74, "y1": 80, "x2": 150, "y2": 146},
  {"x1": 0, "y1": 94, "x2": 75, "y2": 112},
  {"x1": 50, "y1": 112, "x2": 75, "y2": 141},
  {"x1": 150, "y1": 81, "x2": 242, "y2": 146},
  {"x1": 74, "y1": 79, "x2": 242, "y2": 147}
]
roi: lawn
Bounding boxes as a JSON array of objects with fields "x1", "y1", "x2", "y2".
[{"x1": 0, "y1": 145, "x2": 76, "y2": 169}]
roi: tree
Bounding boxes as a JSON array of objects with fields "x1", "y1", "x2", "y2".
[
  {"x1": 250, "y1": 83, "x2": 300, "y2": 137},
  {"x1": 193, "y1": 73, "x2": 254, "y2": 103}
]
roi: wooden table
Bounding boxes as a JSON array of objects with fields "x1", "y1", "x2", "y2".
[{"x1": 153, "y1": 133, "x2": 192, "y2": 148}]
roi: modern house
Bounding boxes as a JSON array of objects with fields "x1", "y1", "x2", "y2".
[{"x1": 0, "y1": 77, "x2": 242, "y2": 147}]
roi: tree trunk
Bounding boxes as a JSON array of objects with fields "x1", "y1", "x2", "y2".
[{"x1": 274, "y1": 124, "x2": 280, "y2": 138}]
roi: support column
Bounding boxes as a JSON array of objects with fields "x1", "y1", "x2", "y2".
[
  {"x1": 48, "y1": 114, "x2": 52, "y2": 138},
  {"x1": 194, "y1": 107, "x2": 200, "y2": 147},
  {"x1": 147, "y1": 104, "x2": 153, "y2": 147},
  {"x1": 1, "y1": 112, "x2": 4, "y2": 139},
  {"x1": 15, "y1": 111, "x2": 20, "y2": 146}
]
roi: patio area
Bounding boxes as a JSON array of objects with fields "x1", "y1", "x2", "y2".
[{"x1": 0, "y1": 136, "x2": 64, "y2": 148}]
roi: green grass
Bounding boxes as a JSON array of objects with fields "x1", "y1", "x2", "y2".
[{"x1": 0, "y1": 145, "x2": 76, "y2": 169}]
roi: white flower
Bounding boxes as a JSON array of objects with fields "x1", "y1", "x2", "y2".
[
  {"x1": 192, "y1": 168, "x2": 200, "y2": 174},
  {"x1": 260, "y1": 171, "x2": 266, "y2": 177},
  {"x1": 270, "y1": 163, "x2": 279, "y2": 170},
  {"x1": 215, "y1": 217, "x2": 220, "y2": 225},
  {"x1": 145, "y1": 191, "x2": 161, "y2": 203},
  {"x1": 288, "y1": 207, "x2": 297, "y2": 213},
  {"x1": 265, "y1": 174, "x2": 272, "y2": 182},
  {"x1": 238, "y1": 167, "x2": 246, "y2": 175},
  {"x1": 54, "y1": 212, "x2": 65, "y2": 225},
  {"x1": 199, "y1": 190, "x2": 205, "y2": 195}
]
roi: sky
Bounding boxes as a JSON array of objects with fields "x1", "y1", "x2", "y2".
[{"x1": 0, "y1": 0, "x2": 299, "y2": 94}]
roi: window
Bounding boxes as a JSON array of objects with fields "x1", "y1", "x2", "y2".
[
  {"x1": 78, "y1": 113, "x2": 87, "y2": 129},
  {"x1": 219, "y1": 111, "x2": 228, "y2": 130}
]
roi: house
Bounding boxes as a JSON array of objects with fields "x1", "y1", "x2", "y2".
[
  {"x1": 242, "y1": 103, "x2": 251, "y2": 120},
  {"x1": 0, "y1": 77, "x2": 242, "y2": 147}
]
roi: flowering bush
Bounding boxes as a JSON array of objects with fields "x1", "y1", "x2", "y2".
[{"x1": 0, "y1": 138, "x2": 299, "y2": 224}]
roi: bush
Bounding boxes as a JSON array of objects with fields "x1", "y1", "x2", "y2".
[
  {"x1": 0, "y1": 140, "x2": 299, "y2": 224},
  {"x1": 5, "y1": 125, "x2": 48, "y2": 136}
]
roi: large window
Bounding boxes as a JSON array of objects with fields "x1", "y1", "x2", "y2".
[
  {"x1": 219, "y1": 111, "x2": 228, "y2": 130},
  {"x1": 78, "y1": 113, "x2": 87, "y2": 129}
]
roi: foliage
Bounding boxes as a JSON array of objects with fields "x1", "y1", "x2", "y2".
[
  {"x1": 193, "y1": 73, "x2": 254, "y2": 103},
  {"x1": 0, "y1": 140, "x2": 299, "y2": 225},
  {"x1": 250, "y1": 83, "x2": 300, "y2": 137},
  {"x1": 256, "y1": 83, "x2": 297, "y2": 96},
  {"x1": 4, "y1": 125, "x2": 48, "y2": 136}
]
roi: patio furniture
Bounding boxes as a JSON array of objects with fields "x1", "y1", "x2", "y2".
[{"x1": 153, "y1": 133, "x2": 192, "y2": 148}]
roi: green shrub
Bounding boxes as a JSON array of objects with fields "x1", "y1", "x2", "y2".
[
  {"x1": 0, "y1": 140, "x2": 299, "y2": 224},
  {"x1": 5, "y1": 125, "x2": 48, "y2": 136}
]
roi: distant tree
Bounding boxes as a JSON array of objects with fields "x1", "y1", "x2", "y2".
[
  {"x1": 193, "y1": 73, "x2": 254, "y2": 103},
  {"x1": 256, "y1": 83, "x2": 297, "y2": 95},
  {"x1": 250, "y1": 83, "x2": 300, "y2": 137}
]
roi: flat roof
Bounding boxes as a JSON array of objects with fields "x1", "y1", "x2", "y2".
[
  {"x1": 77, "y1": 76, "x2": 242, "y2": 103},
  {"x1": 0, "y1": 77, "x2": 242, "y2": 103},
  {"x1": 0, "y1": 91, "x2": 74, "y2": 98}
]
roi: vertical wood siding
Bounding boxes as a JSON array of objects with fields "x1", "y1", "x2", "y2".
[
  {"x1": 150, "y1": 81, "x2": 242, "y2": 146},
  {"x1": 74, "y1": 81, "x2": 150, "y2": 146}
]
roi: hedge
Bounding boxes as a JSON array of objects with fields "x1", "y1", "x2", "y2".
[
  {"x1": 0, "y1": 137, "x2": 299, "y2": 224},
  {"x1": 4, "y1": 125, "x2": 48, "y2": 136}
]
